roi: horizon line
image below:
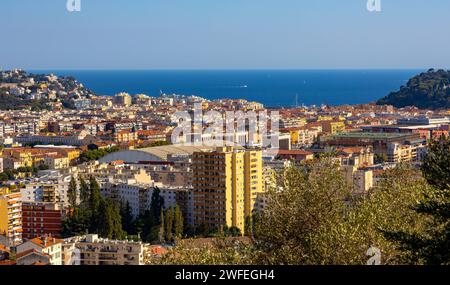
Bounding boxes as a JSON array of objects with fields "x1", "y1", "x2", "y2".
[{"x1": 20, "y1": 67, "x2": 439, "y2": 72}]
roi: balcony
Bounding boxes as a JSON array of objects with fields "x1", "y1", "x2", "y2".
[
  {"x1": 99, "y1": 255, "x2": 118, "y2": 261},
  {"x1": 99, "y1": 248, "x2": 119, "y2": 253}
]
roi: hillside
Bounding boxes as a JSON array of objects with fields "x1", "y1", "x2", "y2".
[
  {"x1": 377, "y1": 69, "x2": 450, "y2": 109},
  {"x1": 0, "y1": 69, "x2": 94, "y2": 110}
]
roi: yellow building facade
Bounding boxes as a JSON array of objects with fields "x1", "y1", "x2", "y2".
[
  {"x1": 0, "y1": 192, "x2": 23, "y2": 245},
  {"x1": 192, "y1": 147, "x2": 264, "y2": 234},
  {"x1": 322, "y1": 121, "x2": 346, "y2": 134}
]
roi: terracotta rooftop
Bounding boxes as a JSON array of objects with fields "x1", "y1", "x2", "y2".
[
  {"x1": 0, "y1": 244, "x2": 10, "y2": 253},
  {"x1": 338, "y1": 147, "x2": 365, "y2": 154},
  {"x1": 16, "y1": 249, "x2": 49, "y2": 259},
  {"x1": 29, "y1": 236, "x2": 64, "y2": 248},
  {"x1": 277, "y1": 150, "x2": 314, "y2": 156}
]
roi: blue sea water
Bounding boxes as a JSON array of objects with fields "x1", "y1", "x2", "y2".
[{"x1": 31, "y1": 70, "x2": 422, "y2": 107}]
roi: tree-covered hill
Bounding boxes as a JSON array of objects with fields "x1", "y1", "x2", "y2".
[{"x1": 377, "y1": 69, "x2": 450, "y2": 109}]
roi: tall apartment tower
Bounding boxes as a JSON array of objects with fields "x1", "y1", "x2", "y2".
[
  {"x1": 0, "y1": 190, "x2": 23, "y2": 246},
  {"x1": 114, "y1": 92, "x2": 132, "y2": 107},
  {"x1": 192, "y1": 147, "x2": 263, "y2": 234}
]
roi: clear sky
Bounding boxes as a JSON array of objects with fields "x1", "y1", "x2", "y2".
[{"x1": 1, "y1": 0, "x2": 449, "y2": 70}]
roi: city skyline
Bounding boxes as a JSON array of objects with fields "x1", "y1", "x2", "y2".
[
  {"x1": 1, "y1": 0, "x2": 450, "y2": 271},
  {"x1": 1, "y1": 0, "x2": 450, "y2": 70}
]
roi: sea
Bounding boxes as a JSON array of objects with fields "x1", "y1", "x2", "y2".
[{"x1": 30, "y1": 70, "x2": 422, "y2": 107}]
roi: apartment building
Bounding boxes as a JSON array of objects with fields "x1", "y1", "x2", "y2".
[
  {"x1": 145, "y1": 164, "x2": 192, "y2": 187},
  {"x1": 114, "y1": 92, "x2": 132, "y2": 107},
  {"x1": 342, "y1": 166, "x2": 374, "y2": 194},
  {"x1": 276, "y1": 150, "x2": 314, "y2": 163},
  {"x1": 1, "y1": 147, "x2": 79, "y2": 170},
  {"x1": 321, "y1": 132, "x2": 422, "y2": 155},
  {"x1": 254, "y1": 192, "x2": 270, "y2": 213},
  {"x1": 0, "y1": 190, "x2": 22, "y2": 246},
  {"x1": 101, "y1": 181, "x2": 193, "y2": 222},
  {"x1": 14, "y1": 131, "x2": 93, "y2": 147},
  {"x1": 192, "y1": 147, "x2": 264, "y2": 234},
  {"x1": 243, "y1": 150, "x2": 264, "y2": 217},
  {"x1": 21, "y1": 176, "x2": 71, "y2": 208},
  {"x1": 44, "y1": 154, "x2": 70, "y2": 170},
  {"x1": 22, "y1": 202, "x2": 63, "y2": 240},
  {"x1": 63, "y1": 234, "x2": 147, "y2": 265},
  {"x1": 387, "y1": 140, "x2": 427, "y2": 163},
  {"x1": 288, "y1": 127, "x2": 321, "y2": 147},
  {"x1": 337, "y1": 146, "x2": 374, "y2": 167},
  {"x1": 16, "y1": 236, "x2": 63, "y2": 265},
  {"x1": 279, "y1": 117, "x2": 307, "y2": 129},
  {"x1": 321, "y1": 120, "x2": 346, "y2": 134},
  {"x1": 114, "y1": 130, "x2": 138, "y2": 143}
]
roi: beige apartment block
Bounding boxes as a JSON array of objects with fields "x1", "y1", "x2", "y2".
[{"x1": 62, "y1": 234, "x2": 147, "y2": 265}]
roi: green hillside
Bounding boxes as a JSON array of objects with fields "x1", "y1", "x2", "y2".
[{"x1": 377, "y1": 69, "x2": 450, "y2": 109}]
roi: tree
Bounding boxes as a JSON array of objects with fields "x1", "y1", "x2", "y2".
[
  {"x1": 174, "y1": 205, "x2": 184, "y2": 238},
  {"x1": 134, "y1": 218, "x2": 145, "y2": 240},
  {"x1": 165, "y1": 207, "x2": 174, "y2": 242},
  {"x1": 0, "y1": 172, "x2": 9, "y2": 182},
  {"x1": 121, "y1": 201, "x2": 134, "y2": 235},
  {"x1": 141, "y1": 210, "x2": 154, "y2": 242},
  {"x1": 153, "y1": 158, "x2": 433, "y2": 265},
  {"x1": 252, "y1": 158, "x2": 351, "y2": 264},
  {"x1": 97, "y1": 199, "x2": 112, "y2": 238},
  {"x1": 253, "y1": 159, "x2": 429, "y2": 265},
  {"x1": 154, "y1": 238, "x2": 255, "y2": 265},
  {"x1": 79, "y1": 177, "x2": 90, "y2": 206},
  {"x1": 68, "y1": 176, "x2": 78, "y2": 210},
  {"x1": 61, "y1": 207, "x2": 89, "y2": 238},
  {"x1": 384, "y1": 136, "x2": 450, "y2": 264},
  {"x1": 150, "y1": 187, "x2": 165, "y2": 223},
  {"x1": 374, "y1": 153, "x2": 387, "y2": 164},
  {"x1": 109, "y1": 200, "x2": 126, "y2": 240},
  {"x1": 228, "y1": 227, "x2": 242, "y2": 237},
  {"x1": 98, "y1": 199, "x2": 126, "y2": 240},
  {"x1": 141, "y1": 187, "x2": 166, "y2": 242},
  {"x1": 244, "y1": 215, "x2": 253, "y2": 237},
  {"x1": 377, "y1": 69, "x2": 450, "y2": 109},
  {"x1": 88, "y1": 176, "x2": 102, "y2": 233},
  {"x1": 159, "y1": 209, "x2": 165, "y2": 243},
  {"x1": 79, "y1": 147, "x2": 120, "y2": 162},
  {"x1": 321, "y1": 165, "x2": 430, "y2": 265},
  {"x1": 422, "y1": 136, "x2": 450, "y2": 190}
]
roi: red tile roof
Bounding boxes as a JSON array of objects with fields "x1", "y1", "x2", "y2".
[
  {"x1": 277, "y1": 150, "x2": 313, "y2": 156},
  {"x1": 0, "y1": 244, "x2": 10, "y2": 253},
  {"x1": 16, "y1": 249, "x2": 47, "y2": 259},
  {"x1": 29, "y1": 236, "x2": 63, "y2": 248}
]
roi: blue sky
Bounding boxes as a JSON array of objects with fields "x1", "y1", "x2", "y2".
[{"x1": 1, "y1": 0, "x2": 449, "y2": 70}]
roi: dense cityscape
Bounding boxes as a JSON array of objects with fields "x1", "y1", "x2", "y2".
[
  {"x1": 2, "y1": 1, "x2": 450, "y2": 274},
  {"x1": 0, "y1": 69, "x2": 449, "y2": 265}
]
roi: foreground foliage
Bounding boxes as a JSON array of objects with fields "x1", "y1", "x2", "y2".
[
  {"x1": 158, "y1": 157, "x2": 436, "y2": 265},
  {"x1": 384, "y1": 136, "x2": 450, "y2": 264}
]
